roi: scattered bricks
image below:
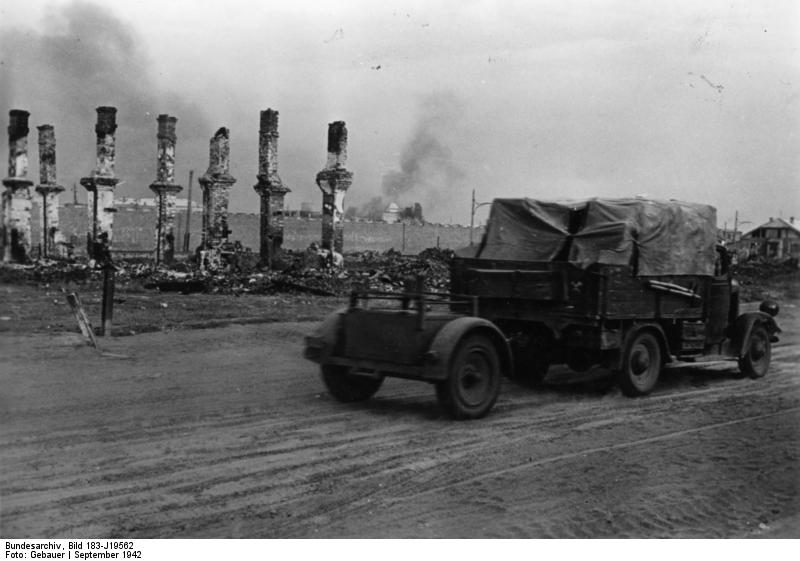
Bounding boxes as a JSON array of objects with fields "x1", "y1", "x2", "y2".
[
  {"x1": 315, "y1": 121, "x2": 352, "y2": 255},
  {"x1": 199, "y1": 127, "x2": 236, "y2": 251},
  {"x1": 2, "y1": 109, "x2": 35, "y2": 263},
  {"x1": 149, "y1": 115, "x2": 182, "y2": 265},
  {"x1": 35, "y1": 124, "x2": 66, "y2": 258},
  {"x1": 253, "y1": 109, "x2": 291, "y2": 268},
  {"x1": 80, "y1": 107, "x2": 121, "y2": 254}
]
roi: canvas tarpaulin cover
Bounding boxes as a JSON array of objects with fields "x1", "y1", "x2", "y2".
[{"x1": 476, "y1": 198, "x2": 717, "y2": 276}]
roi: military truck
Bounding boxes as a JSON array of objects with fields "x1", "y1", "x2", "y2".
[{"x1": 304, "y1": 198, "x2": 781, "y2": 419}]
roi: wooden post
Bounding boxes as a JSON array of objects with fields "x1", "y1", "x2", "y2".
[
  {"x1": 66, "y1": 293, "x2": 98, "y2": 347},
  {"x1": 183, "y1": 169, "x2": 194, "y2": 252},
  {"x1": 101, "y1": 264, "x2": 115, "y2": 336}
]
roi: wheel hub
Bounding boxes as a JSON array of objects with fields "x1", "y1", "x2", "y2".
[
  {"x1": 750, "y1": 337, "x2": 766, "y2": 361},
  {"x1": 459, "y1": 353, "x2": 490, "y2": 405},
  {"x1": 631, "y1": 346, "x2": 651, "y2": 376}
]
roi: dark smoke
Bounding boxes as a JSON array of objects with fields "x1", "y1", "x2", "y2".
[
  {"x1": 382, "y1": 93, "x2": 465, "y2": 195},
  {"x1": 373, "y1": 92, "x2": 466, "y2": 222},
  {"x1": 0, "y1": 1, "x2": 210, "y2": 200},
  {"x1": 355, "y1": 196, "x2": 386, "y2": 221}
]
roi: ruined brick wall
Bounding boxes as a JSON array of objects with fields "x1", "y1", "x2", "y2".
[{"x1": 39, "y1": 206, "x2": 484, "y2": 255}]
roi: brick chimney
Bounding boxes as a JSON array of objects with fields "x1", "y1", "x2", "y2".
[
  {"x1": 253, "y1": 109, "x2": 290, "y2": 267},
  {"x1": 35, "y1": 124, "x2": 65, "y2": 258},
  {"x1": 80, "y1": 106, "x2": 121, "y2": 255},
  {"x1": 2, "y1": 109, "x2": 34, "y2": 262},
  {"x1": 149, "y1": 114, "x2": 183, "y2": 264},
  {"x1": 198, "y1": 127, "x2": 236, "y2": 249},
  {"x1": 315, "y1": 121, "x2": 353, "y2": 255}
]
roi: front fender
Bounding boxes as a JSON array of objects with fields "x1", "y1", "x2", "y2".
[
  {"x1": 424, "y1": 317, "x2": 512, "y2": 381},
  {"x1": 303, "y1": 307, "x2": 348, "y2": 363},
  {"x1": 730, "y1": 311, "x2": 781, "y2": 359}
]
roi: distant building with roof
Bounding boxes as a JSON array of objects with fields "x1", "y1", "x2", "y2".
[
  {"x1": 382, "y1": 202, "x2": 400, "y2": 223},
  {"x1": 740, "y1": 217, "x2": 800, "y2": 260}
]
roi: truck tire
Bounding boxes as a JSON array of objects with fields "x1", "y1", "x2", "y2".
[
  {"x1": 436, "y1": 334, "x2": 502, "y2": 419},
  {"x1": 321, "y1": 365, "x2": 384, "y2": 402},
  {"x1": 617, "y1": 330, "x2": 662, "y2": 397},
  {"x1": 738, "y1": 325, "x2": 771, "y2": 379}
]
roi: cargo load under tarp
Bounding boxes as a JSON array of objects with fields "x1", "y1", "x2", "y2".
[{"x1": 475, "y1": 198, "x2": 717, "y2": 276}]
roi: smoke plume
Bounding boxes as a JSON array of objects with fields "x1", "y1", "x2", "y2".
[
  {"x1": 370, "y1": 92, "x2": 467, "y2": 222},
  {"x1": 0, "y1": 1, "x2": 209, "y2": 201}
]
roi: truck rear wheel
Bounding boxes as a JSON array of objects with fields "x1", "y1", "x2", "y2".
[
  {"x1": 617, "y1": 331, "x2": 662, "y2": 397},
  {"x1": 321, "y1": 365, "x2": 384, "y2": 402},
  {"x1": 436, "y1": 334, "x2": 502, "y2": 419},
  {"x1": 738, "y1": 325, "x2": 771, "y2": 379}
]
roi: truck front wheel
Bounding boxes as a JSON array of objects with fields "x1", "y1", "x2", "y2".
[
  {"x1": 617, "y1": 331, "x2": 662, "y2": 397},
  {"x1": 738, "y1": 325, "x2": 771, "y2": 379},
  {"x1": 321, "y1": 365, "x2": 384, "y2": 402},
  {"x1": 436, "y1": 334, "x2": 502, "y2": 419}
]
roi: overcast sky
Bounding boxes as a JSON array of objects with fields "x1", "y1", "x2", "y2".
[{"x1": 1, "y1": 0, "x2": 798, "y2": 230}]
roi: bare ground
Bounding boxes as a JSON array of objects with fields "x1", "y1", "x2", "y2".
[{"x1": 1, "y1": 300, "x2": 798, "y2": 538}]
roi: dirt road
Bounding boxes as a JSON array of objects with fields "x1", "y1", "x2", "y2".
[{"x1": 1, "y1": 303, "x2": 798, "y2": 538}]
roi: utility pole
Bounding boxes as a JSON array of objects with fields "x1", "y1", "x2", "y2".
[
  {"x1": 183, "y1": 169, "x2": 193, "y2": 252},
  {"x1": 733, "y1": 210, "x2": 739, "y2": 243},
  {"x1": 470, "y1": 189, "x2": 475, "y2": 246},
  {"x1": 470, "y1": 189, "x2": 491, "y2": 246}
]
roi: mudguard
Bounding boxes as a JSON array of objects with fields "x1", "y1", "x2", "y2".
[
  {"x1": 424, "y1": 316, "x2": 512, "y2": 381},
  {"x1": 730, "y1": 312, "x2": 782, "y2": 359},
  {"x1": 303, "y1": 307, "x2": 348, "y2": 363}
]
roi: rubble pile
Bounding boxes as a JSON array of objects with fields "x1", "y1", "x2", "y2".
[
  {"x1": 0, "y1": 260, "x2": 93, "y2": 285},
  {"x1": 347, "y1": 248, "x2": 454, "y2": 292},
  {"x1": 735, "y1": 256, "x2": 798, "y2": 281},
  {"x1": 0, "y1": 247, "x2": 456, "y2": 297}
]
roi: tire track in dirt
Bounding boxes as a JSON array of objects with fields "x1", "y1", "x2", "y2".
[
  {"x1": 2, "y1": 316, "x2": 798, "y2": 537},
  {"x1": 384, "y1": 407, "x2": 800, "y2": 504},
  {"x1": 11, "y1": 372, "x2": 796, "y2": 536}
]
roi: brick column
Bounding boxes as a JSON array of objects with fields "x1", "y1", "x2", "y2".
[
  {"x1": 80, "y1": 107, "x2": 120, "y2": 255},
  {"x1": 2, "y1": 110, "x2": 34, "y2": 263},
  {"x1": 198, "y1": 127, "x2": 236, "y2": 250},
  {"x1": 315, "y1": 121, "x2": 352, "y2": 254},
  {"x1": 149, "y1": 114, "x2": 182, "y2": 264},
  {"x1": 253, "y1": 109, "x2": 290, "y2": 267},
  {"x1": 35, "y1": 124, "x2": 65, "y2": 258}
]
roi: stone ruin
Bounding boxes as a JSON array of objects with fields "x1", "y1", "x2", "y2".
[
  {"x1": 197, "y1": 127, "x2": 237, "y2": 269},
  {"x1": 315, "y1": 121, "x2": 353, "y2": 257},
  {"x1": 1, "y1": 106, "x2": 358, "y2": 272},
  {"x1": 35, "y1": 124, "x2": 66, "y2": 258},
  {"x1": 149, "y1": 114, "x2": 182, "y2": 265},
  {"x1": 253, "y1": 109, "x2": 290, "y2": 268},
  {"x1": 80, "y1": 106, "x2": 121, "y2": 258},
  {"x1": 2, "y1": 109, "x2": 34, "y2": 262}
]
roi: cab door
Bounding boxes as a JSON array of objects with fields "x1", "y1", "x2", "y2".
[{"x1": 705, "y1": 246, "x2": 731, "y2": 345}]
